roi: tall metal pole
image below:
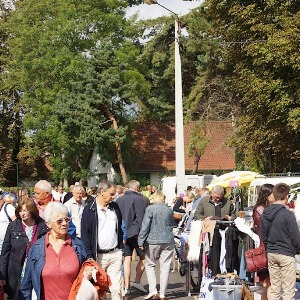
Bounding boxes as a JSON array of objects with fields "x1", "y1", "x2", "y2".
[
  {"x1": 144, "y1": 0, "x2": 186, "y2": 196},
  {"x1": 174, "y1": 17, "x2": 186, "y2": 197}
]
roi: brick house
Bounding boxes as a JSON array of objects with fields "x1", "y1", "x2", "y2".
[{"x1": 88, "y1": 121, "x2": 236, "y2": 187}]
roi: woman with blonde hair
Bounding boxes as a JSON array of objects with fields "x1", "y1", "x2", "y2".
[{"x1": 138, "y1": 192, "x2": 175, "y2": 300}]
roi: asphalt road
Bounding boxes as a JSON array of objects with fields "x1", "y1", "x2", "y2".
[{"x1": 125, "y1": 259, "x2": 198, "y2": 300}]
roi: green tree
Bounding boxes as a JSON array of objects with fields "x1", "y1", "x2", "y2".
[
  {"x1": 203, "y1": 0, "x2": 300, "y2": 172},
  {"x1": 6, "y1": 0, "x2": 148, "y2": 184}
]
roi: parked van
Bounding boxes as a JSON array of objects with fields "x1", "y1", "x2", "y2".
[
  {"x1": 160, "y1": 174, "x2": 215, "y2": 206},
  {"x1": 248, "y1": 174, "x2": 300, "y2": 207}
]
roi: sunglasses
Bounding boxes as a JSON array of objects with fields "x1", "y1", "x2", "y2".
[{"x1": 51, "y1": 217, "x2": 71, "y2": 225}]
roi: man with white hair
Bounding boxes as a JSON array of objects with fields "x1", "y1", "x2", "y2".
[
  {"x1": 34, "y1": 180, "x2": 76, "y2": 238},
  {"x1": 34, "y1": 180, "x2": 53, "y2": 219},
  {"x1": 64, "y1": 186, "x2": 86, "y2": 238},
  {"x1": 116, "y1": 180, "x2": 147, "y2": 295},
  {"x1": 194, "y1": 185, "x2": 235, "y2": 276},
  {"x1": 194, "y1": 185, "x2": 235, "y2": 221}
]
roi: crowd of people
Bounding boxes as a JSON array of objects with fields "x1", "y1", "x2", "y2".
[{"x1": 0, "y1": 179, "x2": 300, "y2": 300}]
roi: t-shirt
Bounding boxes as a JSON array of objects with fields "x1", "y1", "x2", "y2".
[
  {"x1": 42, "y1": 232, "x2": 79, "y2": 300},
  {"x1": 0, "y1": 203, "x2": 15, "y2": 252}
]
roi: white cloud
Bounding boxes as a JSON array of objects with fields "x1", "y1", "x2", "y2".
[{"x1": 126, "y1": 0, "x2": 203, "y2": 20}]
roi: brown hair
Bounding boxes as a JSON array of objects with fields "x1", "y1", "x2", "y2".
[
  {"x1": 16, "y1": 197, "x2": 39, "y2": 220},
  {"x1": 272, "y1": 183, "x2": 290, "y2": 201}
]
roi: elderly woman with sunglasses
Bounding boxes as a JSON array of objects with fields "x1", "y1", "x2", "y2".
[{"x1": 19, "y1": 202, "x2": 87, "y2": 300}]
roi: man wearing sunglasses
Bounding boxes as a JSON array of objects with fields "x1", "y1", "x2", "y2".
[{"x1": 81, "y1": 180, "x2": 124, "y2": 300}]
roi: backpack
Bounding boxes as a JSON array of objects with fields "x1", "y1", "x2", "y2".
[{"x1": 0, "y1": 202, "x2": 12, "y2": 222}]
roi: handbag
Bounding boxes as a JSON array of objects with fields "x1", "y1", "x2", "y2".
[
  {"x1": 173, "y1": 212, "x2": 184, "y2": 221},
  {"x1": 244, "y1": 244, "x2": 267, "y2": 273}
]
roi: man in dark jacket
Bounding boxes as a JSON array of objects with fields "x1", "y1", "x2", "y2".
[
  {"x1": 81, "y1": 180, "x2": 123, "y2": 300},
  {"x1": 116, "y1": 180, "x2": 147, "y2": 295},
  {"x1": 261, "y1": 183, "x2": 300, "y2": 300}
]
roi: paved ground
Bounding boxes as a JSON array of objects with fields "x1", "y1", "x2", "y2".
[{"x1": 125, "y1": 259, "x2": 198, "y2": 300}]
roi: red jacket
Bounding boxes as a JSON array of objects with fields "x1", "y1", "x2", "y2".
[{"x1": 68, "y1": 259, "x2": 111, "y2": 300}]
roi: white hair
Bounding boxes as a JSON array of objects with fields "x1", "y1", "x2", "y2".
[
  {"x1": 127, "y1": 180, "x2": 140, "y2": 190},
  {"x1": 44, "y1": 202, "x2": 68, "y2": 222},
  {"x1": 35, "y1": 180, "x2": 52, "y2": 193},
  {"x1": 73, "y1": 186, "x2": 84, "y2": 192},
  {"x1": 212, "y1": 185, "x2": 225, "y2": 197}
]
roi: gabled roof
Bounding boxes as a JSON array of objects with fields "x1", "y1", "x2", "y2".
[{"x1": 130, "y1": 121, "x2": 235, "y2": 172}]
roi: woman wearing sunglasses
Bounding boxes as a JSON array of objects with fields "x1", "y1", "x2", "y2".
[{"x1": 19, "y1": 202, "x2": 87, "y2": 300}]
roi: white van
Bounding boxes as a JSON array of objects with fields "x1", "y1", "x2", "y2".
[
  {"x1": 248, "y1": 175, "x2": 300, "y2": 207},
  {"x1": 160, "y1": 174, "x2": 215, "y2": 206}
]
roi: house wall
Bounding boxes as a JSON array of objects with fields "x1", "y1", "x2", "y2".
[
  {"x1": 88, "y1": 150, "x2": 117, "y2": 187},
  {"x1": 150, "y1": 172, "x2": 162, "y2": 187}
]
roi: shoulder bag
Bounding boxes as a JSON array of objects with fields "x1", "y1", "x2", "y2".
[{"x1": 244, "y1": 244, "x2": 267, "y2": 273}]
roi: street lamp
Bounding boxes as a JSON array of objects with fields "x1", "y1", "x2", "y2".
[{"x1": 144, "y1": 0, "x2": 186, "y2": 197}]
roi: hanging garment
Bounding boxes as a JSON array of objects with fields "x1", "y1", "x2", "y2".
[{"x1": 225, "y1": 226, "x2": 240, "y2": 272}]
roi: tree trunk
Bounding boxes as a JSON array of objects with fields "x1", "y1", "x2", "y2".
[
  {"x1": 191, "y1": 152, "x2": 200, "y2": 174},
  {"x1": 106, "y1": 109, "x2": 128, "y2": 184}
]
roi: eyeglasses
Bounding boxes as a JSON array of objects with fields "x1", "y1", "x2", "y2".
[{"x1": 51, "y1": 217, "x2": 71, "y2": 225}]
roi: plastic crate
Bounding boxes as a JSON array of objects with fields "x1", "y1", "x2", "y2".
[{"x1": 211, "y1": 284, "x2": 242, "y2": 300}]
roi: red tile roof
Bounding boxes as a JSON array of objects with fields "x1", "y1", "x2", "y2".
[{"x1": 130, "y1": 121, "x2": 236, "y2": 173}]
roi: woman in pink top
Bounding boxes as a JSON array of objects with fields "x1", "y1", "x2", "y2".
[{"x1": 19, "y1": 202, "x2": 87, "y2": 300}]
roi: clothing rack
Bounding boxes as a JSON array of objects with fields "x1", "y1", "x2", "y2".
[{"x1": 215, "y1": 220, "x2": 235, "y2": 224}]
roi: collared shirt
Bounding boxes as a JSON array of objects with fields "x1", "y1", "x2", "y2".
[
  {"x1": 35, "y1": 197, "x2": 56, "y2": 219},
  {"x1": 42, "y1": 232, "x2": 79, "y2": 300},
  {"x1": 97, "y1": 203, "x2": 118, "y2": 250},
  {"x1": 64, "y1": 197, "x2": 86, "y2": 238}
]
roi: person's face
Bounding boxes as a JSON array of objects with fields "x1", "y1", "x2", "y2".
[
  {"x1": 211, "y1": 191, "x2": 222, "y2": 203},
  {"x1": 73, "y1": 189, "x2": 83, "y2": 202},
  {"x1": 34, "y1": 187, "x2": 51, "y2": 205},
  {"x1": 19, "y1": 204, "x2": 32, "y2": 222},
  {"x1": 268, "y1": 193, "x2": 275, "y2": 204},
  {"x1": 102, "y1": 187, "x2": 116, "y2": 204},
  {"x1": 58, "y1": 187, "x2": 64, "y2": 194},
  {"x1": 47, "y1": 212, "x2": 69, "y2": 236}
]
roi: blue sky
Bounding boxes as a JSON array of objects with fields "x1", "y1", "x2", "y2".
[{"x1": 126, "y1": 0, "x2": 203, "y2": 20}]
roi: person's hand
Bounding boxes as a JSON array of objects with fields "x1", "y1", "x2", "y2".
[
  {"x1": 123, "y1": 240, "x2": 127, "y2": 245},
  {"x1": 225, "y1": 215, "x2": 232, "y2": 221},
  {"x1": 139, "y1": 246, "x2": 144, "y2": 251},
  {"x1": 83, "y1": 266, "x2": 94, "y2": 280}
]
